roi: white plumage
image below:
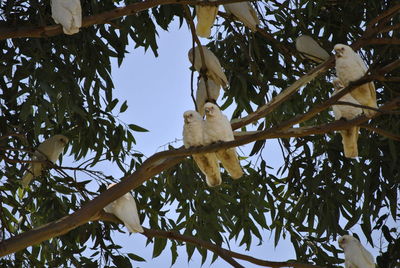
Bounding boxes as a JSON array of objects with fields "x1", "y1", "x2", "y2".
[
  {"x1": 338, "y1": 235, "x2": 375, "y2": 268},
  {"x1": 21, "y1": 134, "x2": 69, "y2": 188},
  {"x1": 51, "y1": 0, "x2": 82, "y2": 35},
  {"x1": 295, "y1": 35, "x2": 330, "y2": 63},
  {"x1": 103, "y1": 183, "x2": 144, "y2": 233},
  {"x1": 196, "y1": 77, "x2": 220, "y2": 117},
  {"x1": 188, "y1": 46, "x2": 229, "y2": 88},
  {"x1": 203, "y1": 103, "x2": 243, "y2": 179},
  {"x1": 332, "y1": 78, "x2": 363, "y2": 158},
  {"x1": 195, "y1": 0, "x2": 218, "y2": 38},
  {"x1": 223, "y1": 2, "x2": 260, "y2": 31},
  {"x1": 334, "y1": 44, "x2": 377, "y2": 118},
  {"x1": 183, "y1": 110, "x2": 222, "y2": 187}
]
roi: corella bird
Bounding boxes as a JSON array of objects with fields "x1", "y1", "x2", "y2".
[
  {"x1": 196, "y1": 77, "x2": 220, "y2": 117},
  {"x1": 203, "y1": 103, "x2": 243, "y2": 179},
  {"x1": 223, "y1": 2, "x2": 260, "y2": 31},
  {"x1": 21, "y1": 134, "x2": 69, "y2": 188},
  {"x1": 338, "y1": 235, "x2": 375, "y2": 268},
  {"x1": 195, "y1": 0, "x2": 218, "y2": 38},
  {"x1": 332, "y1": 78, "x2": 363, "y2": 158},
  {"x1": 183, "y1": 110, "x2": 222, "y2": 187},
  {"x1": 103, "y1": 183, "x2": 144, "y2": 233},
  {"x1": 188, "y1": 46, "x2": 229, "y2": 88},
  {"x1": 295, "y1": 35, "x2": 330, "y2": 63},
  {"x1": 51, "y1": 0, "x2": 82, "y2": 35},
  {"x1": 334, "y1": 44, "x2": 377, "y2": 118}
]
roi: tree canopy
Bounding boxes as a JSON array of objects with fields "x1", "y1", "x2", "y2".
[{"x1": 0, "y1": 0, "x2": 399, "y2": 267}]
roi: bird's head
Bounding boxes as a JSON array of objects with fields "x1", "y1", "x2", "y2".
[
  {"x1": 204, "y1": 102, "x2": 219, "y2": 118},
  {"x1": 338, "y1": 235, "x2": 358, "y2": 250},
  {"x1": 334, "y1": 44, "x2": 352, "y2": 58},
  {"x1": 183, "y1": 110, "x2": 201, "y2": 124},
  {"x1": 53, "y1": 134, "x2": 69, "y2": 146}
]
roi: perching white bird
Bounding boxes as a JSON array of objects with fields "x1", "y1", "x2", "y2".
[
  {"x1": 195, "y1": 0, "x2": 218, "y2": 38},
  {"x1": 338, "y1": 235, "x2": 375, "y2": 268},
  {"x1": 21, "y1": 134, "x2": 69, "y2": 188},
  {"x1": 332, "y1": 78, "x2": 363, "y2": 158},
  {"x1": 183, "y1": 110, "x2": 222, "y2": 187},
  {"x1": 203, "y1": 103, "x2": 243, "y2": 179},
  {"x1": 103, "y1": 183, "x2": 144, "y2": 233},
  {"x1": 223, "y1": 2, "x2": 260, "y2": 31},
  {"x1": 196, "y1": 77, "x2": 220, "y2": 117},
  {"x1": 51, "y1": 0, "x2": 82, "y2": 35},
  {"x1": 334, "y1": 44, "x2": 377, "y2": 118},
  {"x1": 188, "y1": 46, "x2": 229, "y2": 88},
  {"x1": 295, "y1": 35, "x2": 330, "y2": 63}
]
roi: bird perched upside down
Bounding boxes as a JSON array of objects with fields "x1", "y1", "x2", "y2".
[
  {"x1": 103, "y1": 183, "x2": 144, "y2": 233},
  {"x1": 188, "y1": 46, "x2": 229, "y2": 89}
]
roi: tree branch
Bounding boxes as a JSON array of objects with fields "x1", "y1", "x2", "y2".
[
  {"x1": 95, "y1": 211, "x2": 322, "y2": 268},
  {"x1": 361, "y1": 125, "x2": 400, "y2": 141},
  {"x1": 0, "y1": 0, "x2": 259, "y2": 40}
]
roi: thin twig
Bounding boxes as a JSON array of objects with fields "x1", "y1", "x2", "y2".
[{"x1": 361, "y1": 125, "x2": 400, "y2": 141}]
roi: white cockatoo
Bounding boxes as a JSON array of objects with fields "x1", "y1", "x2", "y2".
[
  {"x1": 183, "y1": 110, "x2": 222, "y2": 187},
  {"x1": 295, "y1": 35, "x2": 330, "y2": 63},
  {"x1": 203, "y1": 103, "x2": 243, "y2": 179},
  {"x1": 195, "y1": 0, "x2": 218, "y2": 38},
  {"x1": 334, "y1": 44, "x2": 378, "y2": 118},
  {"x1": 103, "y1": 183, "x2": 144, "y2": 233},
  {"x1": 338, "y1": 235, "x2": 375, "y2": 268},
  {"x1": 21, "y1": 134, "x2": 69, "y2": 188},
  {"x1": 332, "y1": 78, "x2": 363, "y2": 158},
  {"x1": 51, "y1": 0, "x2": 82, "y2": 35},
  {"x1": 188, "y1": 46, "x2": 229, "y2": 88},
  {"x1": 196, "y1": 77, "x2": 220, "y2": 117},
  {"x1": 223, "y1": 2, "x2": 260, "y2": 31}
]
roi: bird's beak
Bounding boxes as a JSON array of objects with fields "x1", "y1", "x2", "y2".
[
  {"x1": 184, "y1": 117, "x2": 188, "y2": 123},
  {"x1": 334, "y1": 49, "x2": 342, "y2": 57}
]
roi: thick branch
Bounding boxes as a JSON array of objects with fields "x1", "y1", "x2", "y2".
[
  {"x1": 0, "y1": 0, "x2": 258, "y2": 40},
  {"x1": 1, "y1": 96, "x2": 398, "y2": 257}
]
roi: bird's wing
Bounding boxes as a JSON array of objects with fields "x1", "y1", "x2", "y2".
[
  {"x1": 204, "y1": 49, "x2": 229, "y2": 88},
  {"x1": 193, "y1": 153, "x2": 222, "y2": 187},
  {"x1": 217, "y1": 148, "x2": 243, "y2": 179},
  {"x1": 358, "y1": 242, "x2": 375, "y2": 267},
  {"x1": 353, "y1": 52, "x2": 368, "y2": 73},
  {"x1": 196, "y1": 80, "x2": 207, "y2": 117}
]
